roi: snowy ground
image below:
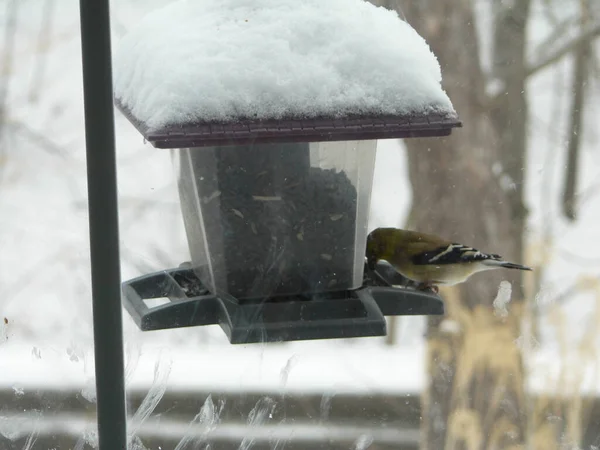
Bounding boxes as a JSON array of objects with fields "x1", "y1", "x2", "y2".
[
  {"x1": 1, "y1": 0, "x2": 600, "y2": 412},
  {"x1": 0, "y1": 342, "x2": 425, "y2": 394}
]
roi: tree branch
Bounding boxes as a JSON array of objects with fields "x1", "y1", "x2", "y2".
[
  {"x1": 10, "y1": 120, "x2": 68, "y2": 159},
  {"x1": 533, "y1": 16, "x2": 579, "y2": 57},
  {"x1": 28, "y1": 0, "x2": 55, "y2": 102},
  {"x1": 540, "y1": 276, "x2": 600, "y2": 311},
  {"x1": 540, "y1": 0, "x2": 562, "y2": 26},
  {"x1": 0, "y1": 0, "x2": 18, "y2": 137},
  {"x1": 526, "y1": 22, "x2": 600, "y2": 78}
]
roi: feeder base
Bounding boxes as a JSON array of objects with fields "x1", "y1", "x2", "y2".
[{"x1": 122, "y1": 263, "x2": 444, "y2": 344}]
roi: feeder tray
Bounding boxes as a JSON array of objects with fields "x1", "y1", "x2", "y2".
[{"x1": 122, "y1": 261, "x2": 444, "y2": 344}]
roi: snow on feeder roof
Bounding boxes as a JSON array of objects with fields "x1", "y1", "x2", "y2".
[{"x1": 113, "y1": 0, "x2": 460, "y2": 148}]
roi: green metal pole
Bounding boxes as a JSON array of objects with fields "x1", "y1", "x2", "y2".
[{"x1": 78, "y1": 1, "x2": 128, "y2": 449}]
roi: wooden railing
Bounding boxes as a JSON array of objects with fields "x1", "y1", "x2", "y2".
[
  {"x1": 0, "y1": 389, "x2": 421, "y2": 450},
  {"x1": 2, "y1": 389, "x2": 600, "y2": 449}
]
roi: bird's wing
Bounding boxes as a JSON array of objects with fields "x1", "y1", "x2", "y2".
[{"x1": 411, "y1": 243, "x2": 501, "y2": 266}]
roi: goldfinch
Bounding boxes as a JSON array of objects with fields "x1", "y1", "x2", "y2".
[{"x1": 366, "y1": 227, "x2": 532, "y2": 293}]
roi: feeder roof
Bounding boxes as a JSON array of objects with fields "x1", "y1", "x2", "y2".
[{"x1": 113, "y1": 0, "x2": 461, "y2": 147}]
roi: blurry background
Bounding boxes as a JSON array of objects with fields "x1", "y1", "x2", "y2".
[{"x1": 1, "y1": 0, "x2": 600, "y2": 449}]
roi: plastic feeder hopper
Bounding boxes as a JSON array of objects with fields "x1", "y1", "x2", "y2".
[{"x1": 113, "y1": 2, "x2": 462, "y2": 344}]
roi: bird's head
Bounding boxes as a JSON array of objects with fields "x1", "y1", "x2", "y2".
[{"x1": 366, "y1": 227, "x2": 398, "y2": 269}]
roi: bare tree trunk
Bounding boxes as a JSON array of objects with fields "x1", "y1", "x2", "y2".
[
  {"x1": 369, "y1": 1, "x2": 530, "y2": 449},
  {"x1": 490, "y1": 0, "x2": 531, "y2": 282},
  {"x1": 562, "y1": 0, "x2": 591, "y2": 221},
  {"x1": 0, "y1": 0, "x2": 18, "y2": 178}
]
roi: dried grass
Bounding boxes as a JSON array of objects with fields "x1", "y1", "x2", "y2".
[{"x1": 422, "y1": 235, "x2": 600, "y2": 450}]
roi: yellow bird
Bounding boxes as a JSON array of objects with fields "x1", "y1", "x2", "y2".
[{"x1": 366, "y1": 227, "x2": 532, "y2": 293}]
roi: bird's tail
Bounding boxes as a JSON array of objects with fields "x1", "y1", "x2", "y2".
[
  {"x1": 483, "y1": 259, "x2": 532, "y2": 271},
  {"x1": 501, "y1": 262, "x2": 532, "y2": 271}
]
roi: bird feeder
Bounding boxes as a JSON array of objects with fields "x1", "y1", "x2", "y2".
[{"x1": 114, "y1": 0, "x2": 461, "y2": 344}]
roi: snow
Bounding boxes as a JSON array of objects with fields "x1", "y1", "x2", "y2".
[
  {"x1": 113, "y1": 0, "x2": 454, "y2": 129},
  {"x1": 492, "y1": 280, "x2": 512, "y2": 318},
  {"x1": 0, "y1": 342, "x2": 425, "y2": 394},
  {"x1": 3, "y1": 339, "x2": 600, "y2": 402}
]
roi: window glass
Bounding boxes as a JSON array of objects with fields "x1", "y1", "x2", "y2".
[{"x1": 1, "y1": 0, "x2": 599, "y2": 449}]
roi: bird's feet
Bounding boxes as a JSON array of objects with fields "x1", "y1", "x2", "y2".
[{"x1": 417, "y1": 283, "x2": 439, "y2": 294}]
